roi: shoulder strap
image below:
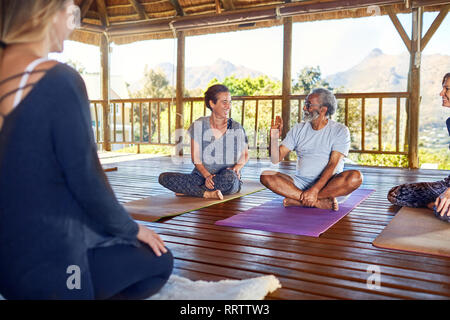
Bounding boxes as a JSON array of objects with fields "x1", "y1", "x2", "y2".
[{"x1": 12, "y1": 58, "x2": 49, "y2": 109}]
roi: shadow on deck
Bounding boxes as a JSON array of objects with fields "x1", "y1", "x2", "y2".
[{"x1": 101, "y1": 155, "x2": 450, "y2": 300}]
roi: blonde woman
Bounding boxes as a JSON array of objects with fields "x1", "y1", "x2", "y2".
[{"x1": 0, "y1": 0, "x2": 172, "y2": 299}]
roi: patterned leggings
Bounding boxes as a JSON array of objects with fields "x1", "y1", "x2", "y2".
[
  {"x1": 158, "y1": 168, "x2": 242, "y2": 198},
  {"x1": 387, "y1": 175, "x2": 450, "y2": 222}
]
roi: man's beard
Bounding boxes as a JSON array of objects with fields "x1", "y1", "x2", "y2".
[{"x1": 303, "y1": 110, "x2": 320, "y2": 122}]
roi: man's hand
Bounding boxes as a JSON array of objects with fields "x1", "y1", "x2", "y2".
[
  {"x1": 300, "y1": 187, "x2": 319, "y2": 207},
  {"x1": 205, "y1": 174, "x2": 215, "y2": 189},
  {"x1": 435, "y1": 188, "x2": 450, "y2": 217},
  {"x1": 137, "y1": 224, "x2": 168, "y2": 257},
  {"x1": 271, "y1": 116, "x2": 283, "y2": 138}
]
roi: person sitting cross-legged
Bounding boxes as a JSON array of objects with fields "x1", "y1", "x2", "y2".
[{"x1": 260, "y1": 88, "x2": 363, "y2": 211}]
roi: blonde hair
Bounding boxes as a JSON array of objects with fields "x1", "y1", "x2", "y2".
[{"x1": 0, "y1": 0, "x2": 68, "y2": 60}]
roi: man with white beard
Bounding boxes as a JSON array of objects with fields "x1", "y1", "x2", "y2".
[{"x1": 260, "y1": 88, "x2": 363, "y2": 211}]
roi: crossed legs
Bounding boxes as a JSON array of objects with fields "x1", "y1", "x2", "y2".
[
  {"x1": 159, "y1": 169, "x2": 241, "y2": 200},
  {"x1": 260, "y1": 170, "x2": 363, "y2": 210}
]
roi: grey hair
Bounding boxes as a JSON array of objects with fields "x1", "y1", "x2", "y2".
[{"x1": 308, "y1": 88, "x2": 337, "y2": 118}]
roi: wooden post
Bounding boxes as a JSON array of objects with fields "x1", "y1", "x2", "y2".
[
  {"x1": 408, "y1": 7, "x2": 422, "y2": 169},
  {"x1": 176, "y1": 31, "x2": 185, "y2": 156},
  {"x1": 281, "y1": 17, "x2": 292, "y2": 160},
  {"x1": 100, "y1": 33, "x2": 111, "y2": 151}
]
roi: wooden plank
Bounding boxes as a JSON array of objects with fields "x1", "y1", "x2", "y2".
[
  {"x1": 361, "y1": 98, "x2": 365, "y2": 151},
  {"x1": 408, "y1": 7, "x2": 423, "y2": 169},
  {"x1": 101, "y1": 157, "x2": 450, "y2": 299},
  {"x1": 169, "y1": 0, "x2": 185, "y2": 16},
  {"x1": 100, "y1": 34, "x2": 111, "y2": 151},
  {"x1": 281, "y1": 17, "x2": 292, "y2": 143},
  {"x1": 176, "y1": 31, "x2": 185, "y2": 155},
  {"x1": 396, "y1": 97, "x2": 400, "y2": 152},
  {"x1": 128, "y1": 0, "x2": 150, "y2": 20},
  {"x1": 378, "y1": 97, "x2": 382, "y2": 151},
  {"x1": 80, "y1": 0, "x2": 95, "y2": 21},
  {"x1": 95, "y1": 0, "x2": 110, "y2": 27},
  {"x1": 221, "y1": 0, "x2": 235, "y2": 10}
]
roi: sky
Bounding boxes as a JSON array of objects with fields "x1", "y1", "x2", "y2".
[{"x1": 51, "y1": 12, "x2": 450, "y2": 83}]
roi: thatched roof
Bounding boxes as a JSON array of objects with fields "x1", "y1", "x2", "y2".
[{"x1": 70, "y1": 0, "x2": 450, "y2": 46}]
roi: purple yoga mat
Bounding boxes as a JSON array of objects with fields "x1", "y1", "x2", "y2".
[{"x1": 215, "y1": 189, "x2": 375, "y2": 237}]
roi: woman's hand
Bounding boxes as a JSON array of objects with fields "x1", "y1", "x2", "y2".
[
  {"x1": 435, "y1": 188, "x2": 450, "y2": 218},
  {"x1": 227, "y1": 165, "x2": 242, "y2": 179},
  {"x1": 137, "y1": 224, "x2": 167, "y2": 257},
  {"x1": 205, "y1": 174, "x2": 215, "y2": 189}
]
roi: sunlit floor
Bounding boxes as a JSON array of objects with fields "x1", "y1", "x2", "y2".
[{"x1": 101, "y1": 154, "x2": 450, "y2": 299}]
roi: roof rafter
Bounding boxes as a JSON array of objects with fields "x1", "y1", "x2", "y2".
[
  {"x1": 169, "y1": 0, "x2": 185, "y2": 16},
  {"x1": 386, "y1": 6, "x2": 411, "y2": 52},
  {"x1": 128, "y1": 0, "x2": 150, "y2": 20},
  {"x1": 221, "y1": 0, "x2": 235, "y2": 10},
  {"x1": 80, "y1": 0, "x2": 95, "y2": 21},
  {"x1": 95, "y1": 0, "x2": 110, "y2": 27},
  {"x1": 421, "y1": 4, "x2": 449, "y2": 51},
  {"x1": 215, "y1": 0, "x2": 223, "y2": 13}
]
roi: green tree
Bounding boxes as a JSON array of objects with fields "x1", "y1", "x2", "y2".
[
  {"x1": 207, "y1": 74, "x2": 281, "y2": 96},
  {"x1": 130, "y1": 67, "x2": 174, "y2": 98},
  {"x1": 66, "y1": 59, "x2": 86, "y2": 74},
  {"x1": 292, "y1": 66, "x2": 332, "y2": 94},
  {"x1": 128, "y1": 67, "x2": 175, "y2": 141}
]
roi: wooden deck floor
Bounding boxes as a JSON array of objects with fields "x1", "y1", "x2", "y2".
[{"x1": 102, "y1": 155, "x2": 450, "y2": 300}]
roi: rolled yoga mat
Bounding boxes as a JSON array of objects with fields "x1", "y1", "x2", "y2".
[
  {"x1": 215, "y1": 188, "x2": 375, "y2": 237},
  {"x1": 124, "y1": 180, "x2": 265, "y2": 222},
  {"x1": 372, "y1": 206, "x2": 450, "y2": 258}
]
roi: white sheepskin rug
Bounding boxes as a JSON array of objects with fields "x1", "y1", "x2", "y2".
[
  {"x1": 147, "y1": 274, "x2": 281, "y2": 300},
  {"x1": 0, "y1": 274, "x2": 281, "y2": 300}
]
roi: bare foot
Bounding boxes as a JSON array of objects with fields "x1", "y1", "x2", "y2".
[
  {"x1": 203, "y1": 190, "x2": 224, "y2": 200},
  {"x1": 313, "y1": 197, "x2": 339, "y2": 211},
  {"x1": 283, "y1": 198, "x2": 302, "y2": 207}
]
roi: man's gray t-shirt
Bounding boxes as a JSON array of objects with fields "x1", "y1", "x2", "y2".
[
  {"x1": 188, "y1": 116, "x2": 248, "y2": 174},
  {"x1": 281, "y1": 120, "x2": 350, "y2": 186}
]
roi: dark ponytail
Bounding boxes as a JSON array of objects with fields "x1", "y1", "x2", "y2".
[
  {"x1": 204, "y1": 84, "x2": 229, "y2": 110},
  {"x1": 443, "y1": 73, "x2": 450, "y2": 85}
]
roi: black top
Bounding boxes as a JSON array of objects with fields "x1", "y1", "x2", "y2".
[{"x1": 0, "y1": 63, "x2": 139, "y2": 297}]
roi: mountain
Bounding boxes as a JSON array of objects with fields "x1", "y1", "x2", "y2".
[
  {"x1": 152, "y1": 58, "x2": 264, "y2": 90},
  {"x1": 326, "y1": 48, "x2": 450, "y2": 127}
]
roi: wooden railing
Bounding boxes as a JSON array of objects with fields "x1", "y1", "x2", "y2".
[{"x1": 90, "y1": 92, "x2": 409, "y2": 156}]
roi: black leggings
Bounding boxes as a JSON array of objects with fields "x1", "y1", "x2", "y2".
[
  {"x1": 0, "y1": 243, "x2": 173, "y2": 300},
  {"x1": 87, "y1": 243, "x2": 173, "y2": 300}
]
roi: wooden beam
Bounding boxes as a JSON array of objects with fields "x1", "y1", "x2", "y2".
[
  {"x1": 169, "y1": 0, "x2": 185, "y2": 16},
  {"x1": 412, "y1": 0, "x2": 450, "y2": 7},
  {"x1": 107, "y1": 0, "x2": 404, "y2": 37},
  {"x1": 421, "y1": 4, "x2": 450, "y2": 51},
  {"x1": 175, "y1": 31, "x2": 185, "y2": 156},
  {"x1": 281, "y1": 17, "x2": 292, "y2": 161},
  {"x1": 95, "y1": 0, "x2": 110, "y2": 27},
  {"x1": 128, "y1": 0, "x2": 150, "y2": 20},
  {"x1": 80, "y1": 0, "x2": 95, "y2": 21},
  {"x1": 100, "y1": 34, "x2": 111, "y2": 151},
  {"x1": 215, "y1": 0, "x2": 222, "y2": 14},
  {"x1": 221, "y1": 0, "x2": 235, "y2": 11},
  {"x1": 386, "y1": 6, "x2": 412, "y2": 52},
  {"x1": 407, "y1": 7, "x2": 423, "y2": 169}
]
